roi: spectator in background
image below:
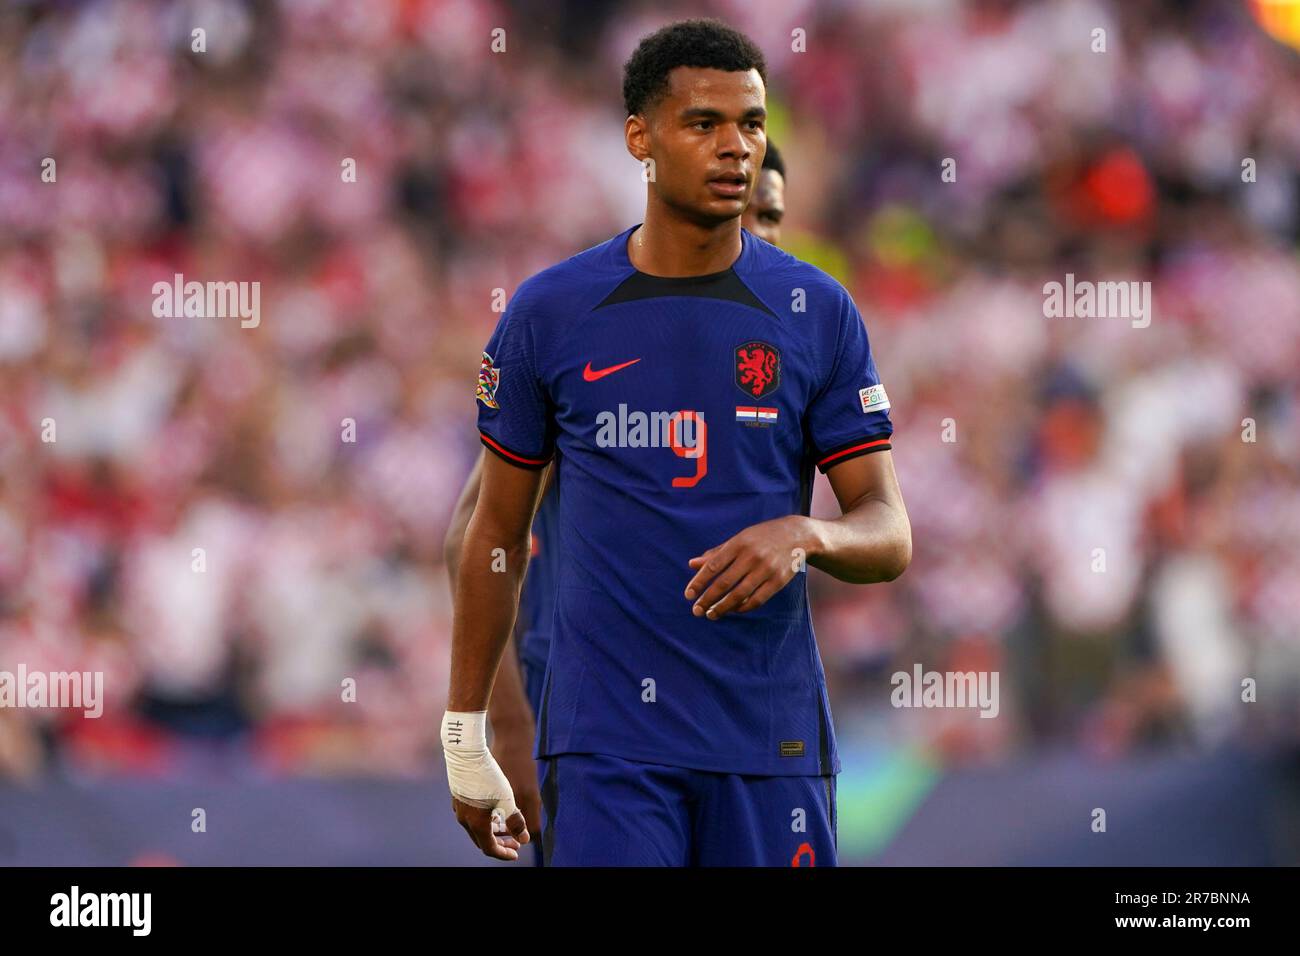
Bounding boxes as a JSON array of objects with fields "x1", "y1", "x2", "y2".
[{"x1": 0, "y1": 0, "x2": 1297, "y2": 777}]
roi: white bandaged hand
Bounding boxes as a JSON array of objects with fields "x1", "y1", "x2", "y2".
[{"x1": 441, "y1": 710, "x2": 519, "y2": 819}]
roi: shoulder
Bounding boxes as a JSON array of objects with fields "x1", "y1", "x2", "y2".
[{"x1": 740, "y1": 233, "x2": 859, "y2": 326}]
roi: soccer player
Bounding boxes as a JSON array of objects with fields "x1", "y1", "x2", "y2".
[
  {"x1": 442, "y1": 18, "x2": 910, "y2": 866},
  {"x1": 741, "y1": 140, "x2": 785, "y2": 245},
  {"x1": 444, "y1": 135, "x2": 795, "y2": 863}
]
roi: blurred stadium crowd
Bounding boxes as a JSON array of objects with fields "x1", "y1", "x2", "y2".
[{"x1": 1, "y1": 0, "x2": 1298, "y2": 781}]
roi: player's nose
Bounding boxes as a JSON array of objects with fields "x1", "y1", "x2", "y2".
[{"x1": 715, "y1": 124, "x2": 751, "y2": 160}]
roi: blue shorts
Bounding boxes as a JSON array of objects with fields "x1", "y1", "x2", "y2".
[{"x1": 539, "y1": 751, "x2": 837, "y2": 867}]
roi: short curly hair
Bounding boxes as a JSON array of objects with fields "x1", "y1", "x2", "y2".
[{"x1": 622, "y1": 18, "x2": 767, "y2": 117}]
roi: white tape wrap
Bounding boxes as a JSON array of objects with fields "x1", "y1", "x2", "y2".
[{"x1": 441, "y1": 710, "x2": 519, "y2": 817}]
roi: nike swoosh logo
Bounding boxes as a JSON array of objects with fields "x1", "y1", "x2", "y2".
[{"x1": 583, "y1": 358, "x2": 641, "y2": 381}]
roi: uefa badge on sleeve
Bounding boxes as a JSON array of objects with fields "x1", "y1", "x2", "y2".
[
  {"x1": 859, "y1": 383, "x2": 889, "y2": 414},
  {"x1": 476, "y1": 351, "x2": 500, "y2": 409}
]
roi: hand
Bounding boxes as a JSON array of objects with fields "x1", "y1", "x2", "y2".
[
  {"x1": 684, "y1": 515, "x2": 813, "y2": 621},
  {"x1": 491, "y1": 721, "x2": 542, "y2": 838},
  {"x1": 450, "y1": 796, "x2": 531, "y2": 861},
  {"x1": 442, "y1": 711, "x2": 530, "y2": 860}
]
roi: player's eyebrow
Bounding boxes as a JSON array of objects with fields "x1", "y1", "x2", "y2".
[{"x1": 680, "y1": 106, "x2": 768, "y2": 122}]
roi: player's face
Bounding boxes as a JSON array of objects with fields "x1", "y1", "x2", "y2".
[
  {"x1": 641, "y1": 66, "x2": 767, "y2": 226},
  {"x1": 741, "y1": 169, "x2": 785, "y2": 245}
]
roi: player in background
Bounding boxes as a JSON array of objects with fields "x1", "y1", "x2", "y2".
[
  {"x1": 444, "y1": 18, "x2": 910, "y2": 866},
  {"x1": 444, "y1": 138, "x2": 793, "y2": 862},
  {"x1": 741, "y1": 140, "x2": 784, "y2": 245}
]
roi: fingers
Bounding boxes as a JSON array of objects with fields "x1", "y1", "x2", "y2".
[
  {"x1": 684, "y1": 550, "x2": 724, "y2": 599},
  {"x1": 452, "y1": 799, "x2": 521, "y2": 861},
  {"x1": 692, "y1": 559, "x2": 754, "y2": 618},
  {"x1": 684, "y1": 548, "x2": 739, "y2": 610},
  {"x1": 502, "y1": 809, "x2": 531, "y2": 845},
  {"x1": 702, "y1": 567, "x2": 769, "y2": 620},
  {"x1": 491, "y1": 827, "x2": 521, "y2": 851},
  {"x1": 734, "y1": 577, "x2": 784, "y2": 614},
  {"x1": 686, "y1": 549, "x2": 797, "y2": 620}
]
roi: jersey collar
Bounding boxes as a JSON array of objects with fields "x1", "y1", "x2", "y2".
[{"x1": 614, "y1": 222, "x2": 752, "y2": 280}]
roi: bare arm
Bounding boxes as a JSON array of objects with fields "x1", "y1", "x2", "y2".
[
  {"x1": 450, "y1": 450, "x2": 547, "y2": 709},
  {"x1": 444, "y1": 453, "x2": 484, "y2": 589},
  {"x1": 685, "y1": 450, "x2": 910, "y2": 619},
  {"x1": 445, "y1": 451, "x2": 546, "y2": 859},
  {"x1": 444, "y1": 450, "x2": 543, "y2": 836},
  {"x1": 806, "y1": 449, "x2": 911, "y2": 583},
  {"x1": 445, "y1": 452, "x2": 530, "y2": 726},
  {"x1": 445, "y1": 451, "x2": 555, "y2": 736},
  {"x1": 445, "y1": 451, "x2": 554, "y2": 595}
]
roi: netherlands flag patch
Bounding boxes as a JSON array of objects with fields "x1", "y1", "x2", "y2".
[{"x1": 736, "y1": 406, "x2": 779, "y2": 425}]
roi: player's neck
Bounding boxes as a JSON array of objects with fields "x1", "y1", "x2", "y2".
[{"x1": 628, "y1": 206, "x2": 743, "y2": 278}]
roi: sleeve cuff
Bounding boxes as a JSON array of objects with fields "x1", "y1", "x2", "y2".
[
  {"x1": 479, "y1": 431, "x2": 553, "y2": 470},
  {"x1": 815, "y1": 434, "x2": 892, "y2": 473}
]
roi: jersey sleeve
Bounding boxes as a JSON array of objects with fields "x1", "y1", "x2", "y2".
[
  {"x1": 476, "y1": 293, "x2": 555, "y2": 470},
  {"x1": 806, "y1": 291, "x2": 893, "y2": 473}
]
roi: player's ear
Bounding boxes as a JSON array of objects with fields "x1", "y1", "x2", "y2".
[{"x1": 625, "y1": 113, "x2": 650, "y2": 165}]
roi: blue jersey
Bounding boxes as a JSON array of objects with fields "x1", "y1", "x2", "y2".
[{"x1": 476, "y1": 225, "x2": 893, "y2": 776}]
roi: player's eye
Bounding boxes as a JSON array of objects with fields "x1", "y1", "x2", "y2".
[{"x1": 693, "y1": 120, "x2": 713, "y2": 130}]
